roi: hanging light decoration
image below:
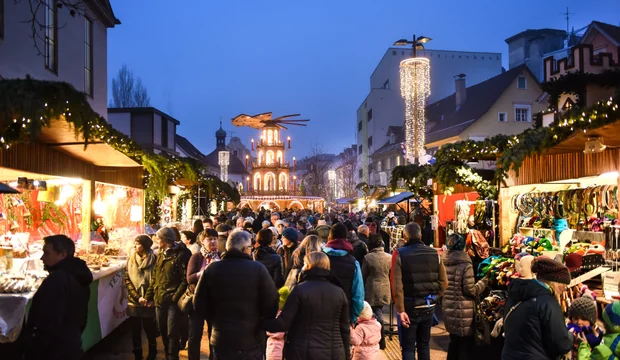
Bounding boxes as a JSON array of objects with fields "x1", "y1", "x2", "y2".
[
  {"x1": 218, "y1": 151, "x2": 230, "y2": 182},
  {"x1": 400, "y1": 57, "x2": 431, "y2": 163}
]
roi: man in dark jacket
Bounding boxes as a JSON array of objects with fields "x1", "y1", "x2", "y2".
[
  {"x1": 344, "y1": 220, "x2": 368, "y2": 268},
  {"x1": 145, "y1": 227, "x2": 191, "y2": 360},
  {"x1": 23, "y1": 235, "x2": 93, "y2": 360},
  {"x1": 194, "y1": 230, "x2": 279, "y2": 359},
  {"x1": 323, "y1": 223, "x2": 365, "y2": 323},
  {"x1": 391, "y1": 222, "x2": 448, "y2": 360},
  {"x1": 502, "y1": 258, "x2": 574, "y2": 360},
  {"x1": 277, "y1": 227, "x2": 299, "y2": 281}
]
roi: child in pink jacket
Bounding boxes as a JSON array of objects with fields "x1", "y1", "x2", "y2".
[
  {"x1": 267, "y1": 287, "x2": 289, "y2": 360},
  {"x1": 351, "y1": 301, "x2": 382, "y2": 360}
]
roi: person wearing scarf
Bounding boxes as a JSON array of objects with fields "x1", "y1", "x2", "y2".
[
  {"x1": 186, "y1": 229, "x2": 220, "y2": 360},
  {"x1": 124, "y1": 235, "x2": 158, "y2": 360}
]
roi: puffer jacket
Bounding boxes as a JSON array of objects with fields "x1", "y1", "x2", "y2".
[
  {"x1": 578, "y1": 333, "x2": 620, "y2": 360},
  {"x1": 442, "y1": 250, "x2": 488, "y2": 337},
  {"x1": 362, "y1": 248, "x2": 392, "y2": 307},
  {"x1": 351, "y1": 318, "x2": 382, "y2": 360},
  {"x1": 145, "y1": 243, "x2": 191, "y2": 306},
  {"x1": 263, "y1": 267, "x2": 351, "y2": 360},
  {"x1": 254, "y1": 245, "x2": 285, "y2": 288},
  {"x1": 502, "y1": 278, "x2": 574, "y2": 360}
]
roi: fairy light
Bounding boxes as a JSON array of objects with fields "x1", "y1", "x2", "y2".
[
  {"x1": 218, "y1": 151, "x2": 230, "y2": 182},
  {"x1": 400, "y1": 57, "x2": 430, "y2": 163}
]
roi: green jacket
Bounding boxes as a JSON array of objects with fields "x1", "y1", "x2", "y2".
[
  {"x1": 578, "y1": 333, "x2": 620, "y2": 360},
  {"x1": 145, "y1": 243, "x2": 191, "y2": 306}
]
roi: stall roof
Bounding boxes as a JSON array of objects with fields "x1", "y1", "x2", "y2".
[
  {"x1": 377, "y1": 191, "x2": 417, "y2": 205},
  {"x1": 38, "y1": 119, "x2": 141, "y2": 167},
  {"x1": 336, "y1": 197, "x2": 355, "y2": 205},
  {"x1": 545, "y1": 120, "x2": 620, "y2": 155}
]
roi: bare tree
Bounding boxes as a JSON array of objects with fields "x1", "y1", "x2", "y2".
[
  {"x1": 110, "y1": 64, "x2": 151, "y2": 108},
  {"x1": 337, "y1": 150, "x2": 359, "y2": 198},
  {"x1": 299, "y1": 143, "x2": 331, "y2": 198}
]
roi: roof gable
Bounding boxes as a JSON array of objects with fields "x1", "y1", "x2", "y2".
[
  {"x1": 584, "y1": 21, "x2": 620, "y2": 46},
  {"x1": 425, "y1": 64, "x2": 537, "y2": 144},
  {"x1": 176, "y1": 135, "x2": 206, "y2": 161}
]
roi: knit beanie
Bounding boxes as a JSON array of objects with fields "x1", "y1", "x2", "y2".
[
  {"x1": 531, "y1": 257, "x2": 571, "y2": 285},
  {"x1": 602, "y1": 301, "x2": 620, "y2": 333},
  {"x1": 156, "y1": 227, "x2": 177, "y2": 244},
  {"x1": 447, "y1": 234, "x2": 466, "y2": 251},
  {"x1": 569, "y1": 294, "x2": 598, "y2": 325},
  {"x1": 282, "y1": 228, "x2": 299, "y2": 243},
  {"x1": 135, "y1": 234, "x2": 153, "y2": 250},
  {"x1": 278, "y1": 287, "x2": 290, "y2": 310}
]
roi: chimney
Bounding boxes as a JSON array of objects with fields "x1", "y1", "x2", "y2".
[{"x1": 455, "y1": 74, "x2": 467, "y2": 109}]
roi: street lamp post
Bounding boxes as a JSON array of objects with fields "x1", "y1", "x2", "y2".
[{"x1": 394, "y1": 34, "x2": 432, "y2": 164}]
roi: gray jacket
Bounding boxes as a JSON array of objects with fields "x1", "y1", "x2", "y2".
[
  {"x1": 362, "y1": 247, "x2": 392, "y2": 307},
  {"x1": 442, "y1": 250, "x2": 488, "y2": 337}
]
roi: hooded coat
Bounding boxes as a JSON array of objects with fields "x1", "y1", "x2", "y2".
[
  {"x1": 23, "y1": 257, "x2": 93, "y2": 360},
  {"x1": 145, "y1": 243, "x2": 191, "y2": 306},
  {"x1": 263, "y1": 267, "x2": 351, "y2": 360},
  {"x1": 442, "y1": 250, "x2": 488, "y2": 337},
  {"x1": 501, "y1": 278, "x2": 574, "y2": 360},
  {"x1": 350, "y1": 318, "x2": 382, "y2": 360}
]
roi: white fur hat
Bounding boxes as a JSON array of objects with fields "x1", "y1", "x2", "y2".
[{"x1": 359, "y1": 301, "x2": 373, "y2": 320}]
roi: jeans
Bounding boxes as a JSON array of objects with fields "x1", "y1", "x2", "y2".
[
  {"x1": 400, "y1": 306, "x2": 434, "y2": 360},
  {"x1": 447, "y1": 334, "x2": 474, "y2": 360},
  {"x1": 212, "y1": 346, "x2": 263, "y2": 360},
  {"x1": 372, "y1": 306, "x2": 386, "y2": 349},
  {"x1": 188, "y1": 311, "x2": 215, "y2": 360},
  {"x1": 156, "y1": 303, "x2": 182, "y2": 360},
  {"x1": 129, "y1": 316, "x2": 158, "y2": 351}
]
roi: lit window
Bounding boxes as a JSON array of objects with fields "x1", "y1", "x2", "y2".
[
  {"x1": 517, "y1": 75, "x2": 527, "y2": 89},
  {"x1": 498, "y1": 112, "x2": 507, "y2": 122},
  {"x1": 514, "y1": 106, "x2": 531, "y2": 122},
  {"x1": 84, "y1": 18, "x2": 93, "y2": 96},
  {"x1": 44, "y1": 0, "x2": 58, "y2": 72}
]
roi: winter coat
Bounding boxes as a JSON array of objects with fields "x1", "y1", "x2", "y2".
[
  {"x1": 351, "y1": 318, "x2": 382, "y2": 360},
  {"x1": 578, "y1": 333, "x2": 620, "y2": 360},
  {"x1": 442, "y1": 250, "x2": 488, "y2": 337},
  {"x1": 277, "y1": 242, "x2": 299, "y2": 281},
  {"x1": 348, "y1": 232, "x2": 368, "y2": 268},
  {"x1": 502, "y1": 278, "x2": 574, "y2": 360},
  {"x1": 362, "y1": 247, "x2": 392, "y2": 307},
  {"x1": 316, "y1": 225, "x2": 331, "y2": 243},
  {"x1": 124, "y1": 251, "x2": 157, "y2": 317},
  {"x1": 254, "y1": 245, "x2": 285, "y2": 288},
  {"x1": 324, "y1": 240, "x2": 365, "y2": 323},
  {"x1": 145, "y1": 243, "x2": 191, "y2": 307},
  {"x1": 194, "y1": 249, "x2": 279, "y2": 352},
  {"x1": 23, "y1": 257, "x2": 93, "y2": 360},
  {"x1": 358, "y1": 233, "x2": 369, "y2": 245},
  {"x1": 263, "y1": 267, "x2": 351, "y2": 360}
]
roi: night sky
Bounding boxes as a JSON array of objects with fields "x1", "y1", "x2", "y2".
[{"x1": 107, "y1": 0, "x2": 620, "y2": 160}]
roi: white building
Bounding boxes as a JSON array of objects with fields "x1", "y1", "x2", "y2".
[
  {"x1": 0, "y1": 0, "x2": 119, "y2": 118},
  {"x1": 357, "y1": 48, "x2": 503, "y2": 184}
]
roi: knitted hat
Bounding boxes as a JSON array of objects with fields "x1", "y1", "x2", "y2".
[
  {"x1": 156, "y1": 227, "x2": 177, "y2": 244},
  {"x1": 278, "y1": 287, "x2": 290, "y2": 310},
  {"x1": 569, "y1": 294, "x2": 597, "y2": 325},
  {"x1": 531, "y1": 257, "x2": 571, "y2": 285},
  {"x1": 447, "y1": 234, "x2": 466, "y2": 251},
  {"x1": 359, "y1": 301, "x2": 373, "y2": 320},
  {"x1": 602, "y1": 301, "x2": 620, "y2": 333},
  {"x1": 135, "y1": 234, "x2": 153, "y2": 249},
  {"x1": 282, "y1": 228, "x2": 299, "y2": 243}
]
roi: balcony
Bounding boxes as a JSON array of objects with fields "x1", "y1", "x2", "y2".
[
  {"x1": 256, "y1": 140, "x2": 286, "y2": 149},
  {"x1": 243, "y1": 189, "x2": 299, "y2": 196},
  {"x1": 252, "y1": 162, "x2": 290, "y2": 169}
]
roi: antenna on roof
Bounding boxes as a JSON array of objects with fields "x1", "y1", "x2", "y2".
[{"x1": 561, "y1": 7, "x2": 574, "y2": 35}]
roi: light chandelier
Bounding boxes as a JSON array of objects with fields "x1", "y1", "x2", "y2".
[{"x1": 400, "y1": 57, "x2": 430, "y2": 163}]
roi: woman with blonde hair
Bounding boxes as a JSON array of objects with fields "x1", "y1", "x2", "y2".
[
  {"x1": 285, "y1": 235, "x2": 322, "y2": 289},
  {"x1": 263, "y1": 251, "x2": 350, "y2": 360}
]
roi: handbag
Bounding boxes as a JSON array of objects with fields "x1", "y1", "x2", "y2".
[
  {"x1": 473, "y1": 297, "x2": 491, "y2": 346},
  {"x1": 177, "y1": 287, "x2": 194, "y2": 314}
]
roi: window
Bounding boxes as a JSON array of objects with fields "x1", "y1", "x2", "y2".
[
  {"x1": 367, "y1": 109, "x2": 373, "y2": 122},
  {"x1": 385, "y1": 157, "x2": 391, "y2": 169},
  {"x1": 0, "y1": 0, "x2": 4, "y2": 40},
  {"x1": 358, "y1": 145, "x2": 363, "y2": 155},
  {"x1": 383, "y1": 80, "x2": 389, "y2": 89},
  {"x1": 392, "y1": 50, "x2": 397, "y2": 56},
  {"x1": 358, "y1": 121, "x2": 362, "y2": 132},
  {"x1": 367, "y1": 136, "x2": 373, "y2": 147},
  {"x1": 377, "y1": 160, "x2": 382, "y2": 172},
  {"x1": 517, "y1": 75, "x2": 527, "y2": 89},
  {"x1": 396, "y1": 156, "x2": 401, "y2": 166},
  {"x1": 498, "y1": 112, "x2": 507, "y2": 122},
  {"x1": 44, "y1": 0, "x2": 58, "y2": 73},
  {"x1": 359, "y1": 169, "x2": 363, "y2": 178},
  {"x1": 233, "y1": 150, "x2": 238, "y2": 157},
  {"x1": 514, "y1": 105, "x2": 531, "y2": 122},
  {"x1": 161, "y1": 117, "x2": 169, "y2": 147},
  {"x1": 84, "y1": 18, "x2": 93, "y2": 96}
]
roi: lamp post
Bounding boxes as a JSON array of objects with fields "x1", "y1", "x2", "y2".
[{"x1": 394, "y1": 34, "x2": 432, "y2": 164}]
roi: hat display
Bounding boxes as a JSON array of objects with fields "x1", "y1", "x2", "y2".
[
  {"x1": 156, "y1": 227, "x2": 177, "y2": 244},
  {"x1": 531, "y1": 257, "x2": 571, "y2": 285},
  {"x1": 564, "y1": 252, "x2": 583, "y2": 273},
  {"x1": 568, "y1": 294, "x2": 597, "y2": 325},
  {"x1": 282, "y1": 228, "x2": 299, "y2": 243}
]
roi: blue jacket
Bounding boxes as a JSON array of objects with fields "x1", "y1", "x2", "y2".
[{"x1": 323, "y1": 246, "x2": 365, "y2": 323}]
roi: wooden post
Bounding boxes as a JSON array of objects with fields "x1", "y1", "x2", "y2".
[{"x1": 81, "y1": 180, "x2": 93, "y2": 252}]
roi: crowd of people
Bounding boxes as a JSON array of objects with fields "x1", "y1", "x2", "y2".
[{"x1": 20, "y1": 207, "x2": 620, "y2": 360}]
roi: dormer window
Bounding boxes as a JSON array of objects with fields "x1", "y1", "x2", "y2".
[
  {"x1": 389, "y1": 134, "x2": 396, "y2": 144},
  {"x1": 517, "y1": 75, "x2": 527, "y2": 89}
]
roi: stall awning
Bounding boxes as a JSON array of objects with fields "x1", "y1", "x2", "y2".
[
  {"x1": 377, "y1": 191, "x2": 417, "y2": 205},
  {"x1": 335, "y1": 197, "x2": 355, "y2": 205}
]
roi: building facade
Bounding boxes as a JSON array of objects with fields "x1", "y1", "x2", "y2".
[
  {"x1": 357, "y1": 47, "x2": 503, "y2": 183},
  {"x1": 108, "y1": 107, "x2": 179, "y2": 155},
  {"x1": 505, "y1": 28, "x2": 567, "y2": 82},
  {"x1": 0, "y1": 0, "x2": 119, "y2": 118}
]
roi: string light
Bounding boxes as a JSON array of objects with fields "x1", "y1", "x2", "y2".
[
  {"x1": 400, "y1": 57, "x2": 430, "y2": 163},
  {"x1": 218, "y1": 151, "x2": 230, "y2": 182}
]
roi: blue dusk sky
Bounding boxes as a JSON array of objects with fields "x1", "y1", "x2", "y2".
[{"x1": 107, "y1": 0, "x2": 620, "y2": 160}]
